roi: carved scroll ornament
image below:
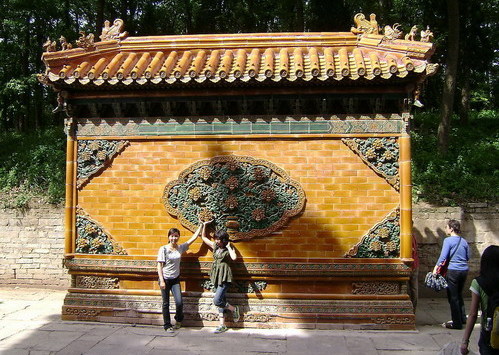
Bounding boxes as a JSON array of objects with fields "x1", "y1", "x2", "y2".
[{"x1": 162, "y1": 155, "x2": 306, "y2": 241}]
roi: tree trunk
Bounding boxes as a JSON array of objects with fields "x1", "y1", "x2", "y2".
[
  {"x1": 459, "y1": 76, "x2": 470, "y2": 125},
  {"x1": 96, "y1": 0, "x2": 105, "y2": 34},
  {"x1": 437, "y1": 0, "x2": 460, "y2": 153}
]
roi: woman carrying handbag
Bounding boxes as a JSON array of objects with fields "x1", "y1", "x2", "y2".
[{"x1": 433, "y1": 219, "x2": 470, "y2": 330}]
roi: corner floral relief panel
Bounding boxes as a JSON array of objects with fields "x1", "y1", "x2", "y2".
[
  {"x1": 75, "y1": 207, "x2": 127, "y2": 255},
  {"x1": 162, "y1": 155, "x2": 306, "y2": 241},
  {"x1": 77, "y1": 139, "x2": 129, "y2": 189},
  {"x1": 342, "y1": 137, "x2": 399, "y2": 190},
  {"x1": 345, "y1": 208, "x2": 400, "y2": 258}
]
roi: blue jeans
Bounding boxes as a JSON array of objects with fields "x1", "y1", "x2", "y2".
[
  {"x1": 445, "y1": 269, "x2": 468, "y2": 329},
  {"x1": 160, "y1": 276, "x2": 183, "y2": 328},
  {"x1": 213, "y1": 282, "x2": 231, "y2": 314}
]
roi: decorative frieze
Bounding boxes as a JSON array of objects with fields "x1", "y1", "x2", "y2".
[
  {"x1": 77, "y1": 139, "x2": 129, "y2": 188},
  {"x1": 352, "y1": 281, "x2": 400, "y2": 295},
  {"x1": 74, "y1": 275, "x2": 119, "y2": 289},
  {"x1": 200, "y1": 280, "x2": 267, "y2": 293},
  {"x1": 76, "y1": 116, "x2": 404, "y2": 137},
  {"x1": 346, "y1": 208, "x2": 400, "y2": 258},
  {"x1": 63, "y1": 258, "x2": 411, "y2": 276},
  {"x1": 163, "y1": 155, "x2": 306, "y2": 240},
  {"x1": 342, "y1": 137, "x2": 400, "y2": 190}
]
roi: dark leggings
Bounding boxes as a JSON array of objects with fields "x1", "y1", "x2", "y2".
[{"x1": 445, "y1": 269, "x2": 468, "y2": 329}]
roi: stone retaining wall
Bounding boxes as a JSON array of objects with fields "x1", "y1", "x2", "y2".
[
  {"x1": 0, "y1": 203, "x2": 497, "y2": 292},
  {"x1": 414, "y1": 203, "x2": 499, "y2": 297},
  {"x1": 0, "y1": 205, "x2": 68, "y2": 288}
]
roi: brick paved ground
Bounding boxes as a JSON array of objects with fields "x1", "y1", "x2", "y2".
[{"x1": 0, "y1": 287, "x2": 481, "y2": 354}]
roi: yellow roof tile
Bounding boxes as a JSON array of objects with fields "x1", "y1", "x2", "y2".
[{"x1": 40, "y1": 18, "x2": 436, "y2": 89}]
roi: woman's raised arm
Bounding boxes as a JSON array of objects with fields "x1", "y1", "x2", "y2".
[{"x1": 200, "y1": 221, "x2": 214, "y2": 249}]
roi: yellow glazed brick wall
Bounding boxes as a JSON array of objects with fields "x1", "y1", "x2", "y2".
[{"x1": 77, "y1": 138, "x2": 400, "y2": 259}]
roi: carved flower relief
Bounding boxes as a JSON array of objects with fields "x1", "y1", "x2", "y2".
[
  {"x1": 225, "y1": 176, "x2": 239, "y2": 190},
  {"x1": 199, "y1": 166, "x2": 212, "y2": 181},
  {"x1": 76, "y1": 238, "x2": 89, "y2": 249},
  {"x1": 198, "y1": 208, "x2": 214, "y2": 222},
  {"x1": 225, "y1": 195, "x2": 239, "y2": 210},
  {"x1": 372, "y1": 139, "x2": 384, "y2": 151},
  {"x1": 365, "y1": 148, "x2": 377, "y2": 161},
  {"x1": 261, "y1": 188, "x2": 276, "y2": 202},
  {"x1": 80, "y1": 151, "x2": 92, "y2": 161},
  {"x1": 189, "y1": 187, "x2": 202, "y2": 201},
  {"x1": 252, "y1": 208, "x2": 266, "y2": 222},
  {"x1": 96, "y1": 150, "x2": 107, "y2": 161},
  {"x1": 84, "y1": 224, "x2": 97, "y2": 234},
  {"x1": 385, "y1": 241, "x2": 397, "y2": 253},
  {"x1": 370, "y1": 240, "x2": 382, "y2": 251},
  {"x1": 377, "y1": 227, "x2": 390, "y2": 240},
  {"x1": 226, "y1": 160, "x2": 239, "y2": 172},
  {"x1": 88, "y1": 140, "x2": 100, "y2": 151},
  {"x1": 382, "y1": 150, "x2": 395, "y2": 161},
  {"x1": 253, "y1": 167, "x2": 267, "y2": 181}
]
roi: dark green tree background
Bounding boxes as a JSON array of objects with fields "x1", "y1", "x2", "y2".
[{"x1": 0, "y1": 0, "x2": 497, "y2": 205}]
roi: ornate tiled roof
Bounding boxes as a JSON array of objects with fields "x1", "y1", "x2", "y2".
[{"x1": 39, "y1": 15, "x2": 437, "y2": 90}]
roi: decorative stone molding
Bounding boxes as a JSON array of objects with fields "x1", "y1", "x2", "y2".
[
  {"x1": 74, "y1": 275, "x2": 119, "y2": 289},
  {"x1": 77, "y1": 139, "x2": 129, "y2": 188},
  {"x1": 342, "y1": 137, "x2": 399, "y2": 190},
  {"x1": 346, "y1": 208, "x2": 400, "y2": 258},
  {"x1": 352, "y1": 281, "x2": 400, "y2": 295},
  {"x1": 75, "y1": 207, "x2": 127, "y2": 255},
  {"x1": 63, "y1": 258, "x2": 411, "y2": 276},
  {"x1": 200, "y1": 280, "x2": 267, "y2": 293},
  {"x1": 162, "y1": 155, "x2": 306, "y2": 240}
]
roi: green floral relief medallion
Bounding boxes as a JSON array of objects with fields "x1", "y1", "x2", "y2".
[
  {"x1": 346, "y1": 208, "x2": 400, "y2": 258},
  {"x1": 162, "y1": 155, "x2": 306, "y2": 240},
  {"x1": 77, "y1": 139, "x2": 129, "y2": 189},
  {"x1": 75, "y1": 207, "x2": 127, "y2": 255},
  {"x1": 342, "y1": 137, "x2": 399, "y2": 190}
]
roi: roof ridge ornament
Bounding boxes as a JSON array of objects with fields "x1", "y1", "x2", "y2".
[
  {"x1": 100, "y1": 19, "x2": 128, "y2": 42},
  {"x1": 382, "y1": 23, "x2": 403, "y2": 42},
  {"x1": 76, "y1": 31, "x2": 95, "y2": 48},
  {"x1": 351, "y1": 13, "x2": 380, "y2": 37}
]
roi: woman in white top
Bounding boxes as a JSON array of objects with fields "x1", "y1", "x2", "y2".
[{"x1": 157, "y1": 224, "x2": 202, "y2": 332}]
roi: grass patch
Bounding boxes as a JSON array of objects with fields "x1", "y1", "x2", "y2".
[{"x1": 0, "y1": 128, "x2": 65, "y2": 208}]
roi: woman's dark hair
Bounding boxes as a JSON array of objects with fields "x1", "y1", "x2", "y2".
[
  {"x1": 214, "y1": 230, "x2": 230, "y2": 247},
  {"x1": 479, "y1": 245, "x2": 499, "y2": 293},
  {"x1": 168, "y1": 228, "x2": 180, "y2": 237},
  {"x1": 447, "y1": 219, "x2": 461, "y2": 234}
]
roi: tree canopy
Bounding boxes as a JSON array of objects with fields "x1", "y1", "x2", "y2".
[{"x1": 0, "y1": 0, "x2": 497, "y2": 205}]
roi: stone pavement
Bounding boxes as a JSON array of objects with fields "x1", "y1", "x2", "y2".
[{"x1": 0, "y1": 287, "x2": 481, "y2": 355}]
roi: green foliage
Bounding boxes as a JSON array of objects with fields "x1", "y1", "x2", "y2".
[
  {"x1": 0, "y1": 128, "x2": 66, "y2": 206},
  {"x1": 411, "y1": 110, "x2": 499, "y2": 205}
]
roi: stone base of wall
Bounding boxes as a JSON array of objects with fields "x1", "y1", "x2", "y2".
[
  {"x1": 62, "y1": 291, "x2": 415, "y2": 330},
  {"x1": 0, "y1": 205, "x2": 69, "y2": 289}
]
